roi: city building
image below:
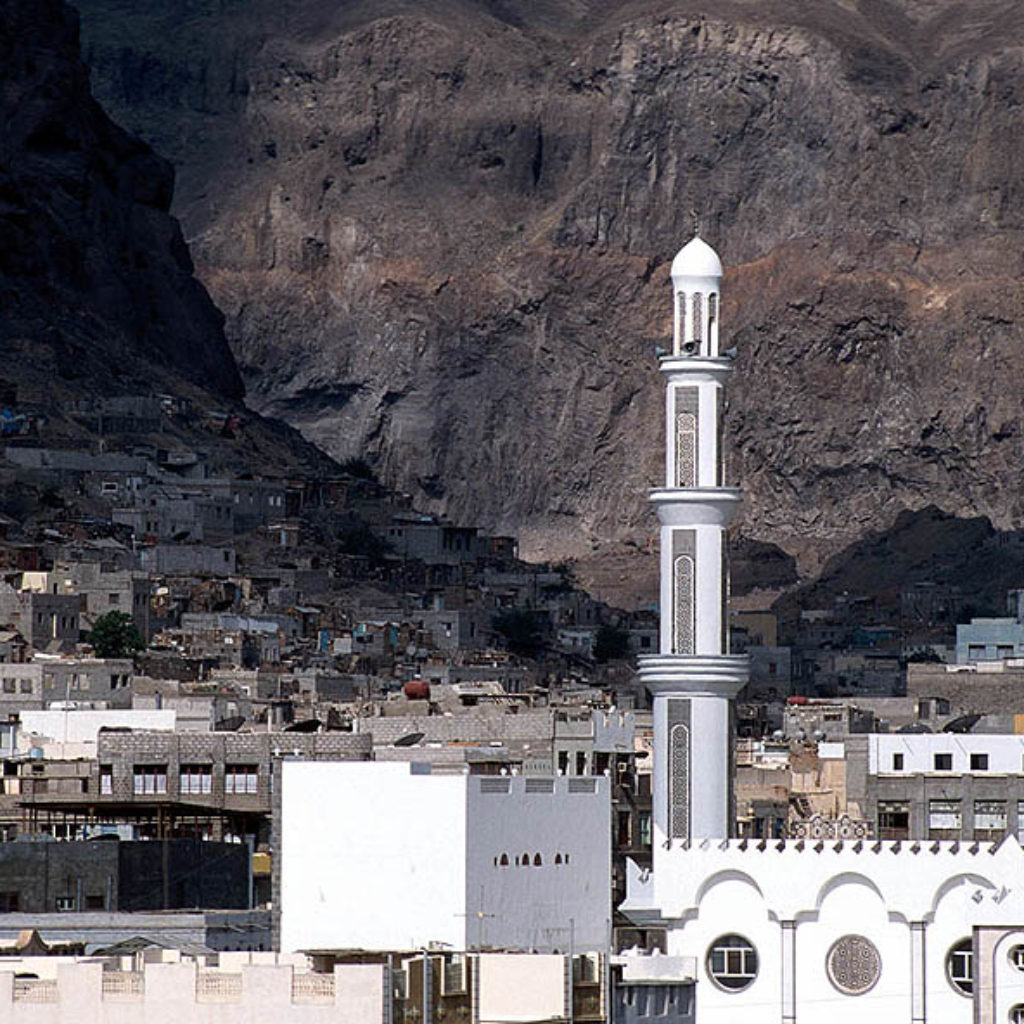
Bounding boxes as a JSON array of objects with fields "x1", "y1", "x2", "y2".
[{"x1": 277, "y1": 760, "x2": 611, "y2": 954}]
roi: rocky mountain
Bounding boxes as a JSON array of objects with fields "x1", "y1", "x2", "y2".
[{"x1": 73, "y1": 0, "x2": 1024, "y2": 595}]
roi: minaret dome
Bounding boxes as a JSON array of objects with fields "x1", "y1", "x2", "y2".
[{"x1": 670, "y1": 235, "x2": 722, "y2": 358}]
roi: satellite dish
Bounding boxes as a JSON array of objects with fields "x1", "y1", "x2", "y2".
[{"x1": 394, "y1": 732, "x2": 425, "y2": 747}]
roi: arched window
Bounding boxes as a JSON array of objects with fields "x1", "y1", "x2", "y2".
[
  {"x1": 706, "y1": 934, "x2": 758, "y2": 992},
  {"x1": 521, "y1": 853, "x2": 530, "y2": 867},
  {"x1": 1009, "y1": 944, "x2": 1024, "y2": 972},
  {"x1": 514, "y1": 855, "x2": 520, "y2": 866},
  {"x1": 691, "y1": 292, "x2": 703, "y2": 348},
  {"x1": 533, "y1": 853, "x2": 543, "y2": 866},
  {"x1": 555, "y1": 853, "x2": 563, "y2": 865},
  {"x1": 499, "y1": 853, "x2": 509, "y2": 867},
  {"x1": 1010, "y1": 1006, "x2": 1024, "y2": 1024},
  {"x1": 947, "y1": 938, "x2": 973, "y2": 995},
  {"x1": 676, "y1": 291, "x2": 686, "y2": 350}
]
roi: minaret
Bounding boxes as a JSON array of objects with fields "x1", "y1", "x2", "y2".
[{"x1": 639, "y1": 235, "x2": 749, "y2": 857}]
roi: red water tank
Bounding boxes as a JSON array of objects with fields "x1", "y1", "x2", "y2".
[{"x1": 403, "y1": 680, "x2": 431, "y2": 700}]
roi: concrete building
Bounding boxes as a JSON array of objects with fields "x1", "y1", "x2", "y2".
[
  {"x1": 0, "y1": 838, "x2": 249, "y2": 912},
  {"x1": 957, "y1": 617, "x2": 1024, "y2": 664},
  {"x1": 841, "y1": 733, "x2": 1024, "y2": 842},
  {"x1": 0, "y1": 949, "x2": 604, "y2": 1024},
  {"x1": 277, "y1": 761, "x2": 611, "y2": 953},
  {"x1": 0, "y1": 585, "x2": 80, "y2": 651}
]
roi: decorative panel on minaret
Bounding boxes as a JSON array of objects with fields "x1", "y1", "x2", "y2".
[
  {"x1": 674, "y1": 389, "x2": 699, "y2": 488},
  {"x1": 667, "y1": 698, "x2": 691, "y2": 839},
  {"x1": 671, "y1": 529, "x2": 696, "y2": 655}
]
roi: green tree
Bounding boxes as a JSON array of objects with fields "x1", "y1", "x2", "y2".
[
  {"x1": 88, "y1": 611, "x2": 144, "y2": 658},
  {"x1": 594, "y1": 624, "x2": 631, "y2": 663}
]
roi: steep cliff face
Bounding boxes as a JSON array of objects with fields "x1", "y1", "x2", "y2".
[
  {"x1": 75, "y1": 0, "x2": 1024, "y2": 575},
  {"x1": 0, "y1": 0, "x2": 243, "y2": 400}
]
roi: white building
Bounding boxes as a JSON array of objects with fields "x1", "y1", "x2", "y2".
[
  {"x1": 278, "y1": 761, "x2": 610, "y2": 954},
  {"x1": 619, "y1": 236, "x2": 1024, "y2": 1024}
]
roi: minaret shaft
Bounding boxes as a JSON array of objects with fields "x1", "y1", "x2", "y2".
[{"x1": 640, "y1": 237, "x2": 749, "y2": 858}]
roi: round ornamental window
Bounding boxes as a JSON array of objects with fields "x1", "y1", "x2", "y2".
[
  {"x1": 706, "y1": 934, "x2": 758, "y2": 992},
  {"x1": 947, "y1": 938, "x2": 974, "y2": 996},
  {"x1": 826, "y1": 935, "x2": 881, "y2": 995},
  {"x1": 1010, "y1": 1005, "x2": 1024, "y2": 1024},
  {"x1": 1009, "y1": 945, "x2": 1024, "y2": 973}
]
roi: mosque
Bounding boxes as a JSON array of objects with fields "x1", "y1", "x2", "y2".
[{"x1": 619, "y1": 236, "x2": 1024, "y2": 1024}]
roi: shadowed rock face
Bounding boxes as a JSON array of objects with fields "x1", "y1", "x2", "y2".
[
  {"x1": 75, "y1": 0, "x2": 1024, "y2": 573},
  {"x1": 0, "y1": 0, "x2": 243, "y2": 400}
]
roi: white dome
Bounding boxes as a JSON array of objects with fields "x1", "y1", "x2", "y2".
[{"x1": 670, "y1": 235, "x2": 723, "y2": 280}]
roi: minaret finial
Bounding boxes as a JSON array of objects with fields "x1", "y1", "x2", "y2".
[{"x1": 691, "y1": 208, "x2": 700, "y2": 237}]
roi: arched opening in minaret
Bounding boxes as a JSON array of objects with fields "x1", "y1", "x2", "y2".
[
  {"x1": 675, "y1": 291, "x2": 686, "y2": 354},
  {"x1": 708, "y1": 293, "x2": 718, "y2": 355},
  {"x1": 673, "y1": 555, "x2": 695, "y2": 654},
  {"x1": 691, "y1": 293, "x2": 703, "y2": 352}
]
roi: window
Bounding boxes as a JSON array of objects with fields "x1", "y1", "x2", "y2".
[
  {"x1": 132, "y1": 765, "x2": 167, "y2": 795},
  {"x1": 1010, "y1": 1005, "x2": 1024, "y2": 1024},
  {"x1": 19, "y1": 679, "x2": 31, "y2": 693},
  {"x1": 0, "y1": 892, "x2": 19, "y2": 912},
  {"x1": 225, "y1": 765, "x2": 259, "y2": 795},
  {"x1": 442, "y1": 954, "x2": 467, "y2": 996},
  {"x1": 996, "y1": 645, "x2": 1014, "y2": 659},
  {"x1": 974, "y1": 799, "x2": 1007, "y2": 839},
  {"x1": 180, "y1": 764, "x2": 213, "y2": 795},
  {"x1": 499, "y1": 853, "x2": 509, "y2": 867},
  {"x1": 638, "y1": 811, "x2": 652, "y2": 847},
  {"x1": 934, "y1": 753, "x2": 953, "y2": 771},
  {"x1": 533, "y1": 853, "x2": 543, "y2": 866},
  {"x1": 707, "y1": 935, "x2": 758, "y2": 992},
  {"x1": 575, "y1": 751, "x2": 587, "y2": 776},
  {"x1": 892, "y1": 753, "x2": 904, "y2": 771},
  {"x1": 970, "y1": 753, "x2": 989, "y2": 771},
  {"x1": 929, "y1": 799, "x2": 962, "y2": 838},
  {"x1": 558, "y1": 751, "x2": 569, "y2": 774},
  {"x1": 1008, "y1": 944, "x2": 1024, "y2": 972},
  {"x1": 947, "y1": 938, "x2": 973, "y2": 995},
  {"x1": 99, "y1": 765, "x2": 113, "y2": 795},
  {"x1": 1, "y1": 679, "x2": 13, "y2": 694},
  {"x1": 968, "y1": 644, "x2": 986, "y2": 659},
  {"x1": 55, "y1": 896, "x2": 75, "y2": 911},
  {"x1": 108, "y1": 593, "x2": 120, "y2": 606},
  {"x1": 85, "y1": 894, "x2": 104, "y2": 910},
  {"x1": 877, "y1": 800, "x2": 910, "y2": 840}
]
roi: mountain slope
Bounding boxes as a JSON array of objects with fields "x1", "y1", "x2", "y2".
[{"x1": 74, "y1": 0, "x2": 1024, "y2": 578}]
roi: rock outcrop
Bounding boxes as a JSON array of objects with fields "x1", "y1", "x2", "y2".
[
  {"x1": 0, "y1": 0, "x2": 243, "y2": 401},
  {"x1": 74, "y1": 0, "x2": 1024, "y2": 579}
]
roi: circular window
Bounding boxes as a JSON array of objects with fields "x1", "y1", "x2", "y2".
[
  {"x1": 1009, "y1": 945, "x2": 1024, "y2": 973},
  {"x1": 947, "y1": 938, "x2": 974, "y2": 996},
  {"x1": 826, "y1": 935, "x2": 881, "y2": 995},
  {"x1": 706, "y1": 934, "x2": 758, "y2": 992},
  {"x1": 1010, "y1": 1005, "x2": 1024, "y2": 1024}
]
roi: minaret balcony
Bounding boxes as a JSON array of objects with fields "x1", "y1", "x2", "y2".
[
  {"x1": 638, "y1": 653, "x2": 750, "y2": 697},
  {"x1": 649, "y1": 487, "x2": 742, "y2": 528},
  {"x1": 658, "y1": 356, "x2": 734, "y2": 383}
]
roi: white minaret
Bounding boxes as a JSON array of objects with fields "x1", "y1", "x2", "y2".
[{"x1": 639, "y1": 235, "x2": 749, "y2": 858}]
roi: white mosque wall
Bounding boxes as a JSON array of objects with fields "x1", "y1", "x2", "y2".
[{"x1": 624, "y1": 838, "x2": 1024, "y2": 1024}]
